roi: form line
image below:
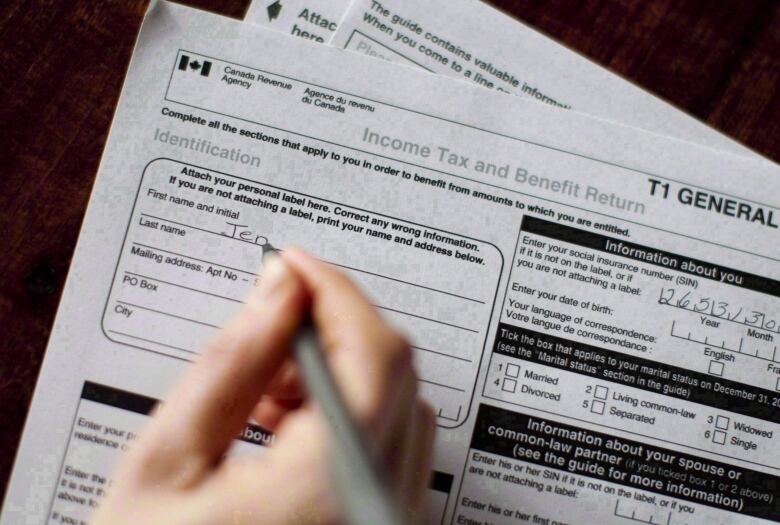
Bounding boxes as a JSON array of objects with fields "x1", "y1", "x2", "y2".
[
  {"x1": 412, "y1": 345, "x2": 472, "y2": 363},
  {"x1": 115, "y1": 300, "x2": 221, "y2": 329},
  {"x1": 131, "y1": 241, "x2": 257, "y2": 276},
  {"x1": 138, "y1": 212, "x2": 486, "y2": 305},
  {"x1": 124, "y1": 271, "x2": 243, "y2": 304},
  {"x1": 326, "y1": 260, "x2": 485, "y2": 304},
  {"x1": 120, "y1": 272, "x2": 472, "y2": 334},
  {"x1": 117, "y1": 270, "x2": 472, "y2": 356},
  {"x1": 107, "y1": 329, "x2": 198, "y2": 355},
  {"x1": 377, "y1": 305, "x2": 478, "y2": 333},
  {"x1": 417, "y1": 378, "x2": 466, "y2": 393}
]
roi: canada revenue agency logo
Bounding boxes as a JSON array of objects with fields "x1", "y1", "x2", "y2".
[{"x1": 178, "y1": 54, "x2": 212, "y2": 77}]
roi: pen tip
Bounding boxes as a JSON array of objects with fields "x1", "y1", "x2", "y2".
[{"x1": 262, "y1": 242, "x2": 280, "y2": 261}]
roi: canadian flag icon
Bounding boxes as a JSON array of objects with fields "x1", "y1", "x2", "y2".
[{"x1": 178, "y1": 55, "x2": 212, "y2": 77}]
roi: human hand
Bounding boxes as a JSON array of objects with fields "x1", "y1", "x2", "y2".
[{"x1": 90, "y1": 248, "x2": 435, "y2": 525}]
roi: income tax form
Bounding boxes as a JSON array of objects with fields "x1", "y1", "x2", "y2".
[
  {"x1": 249, "y1": 0, "x2": 764, "y2": 160},
  {"x1": 3, "y1": 3, "x2": 780, "y2": 525}
]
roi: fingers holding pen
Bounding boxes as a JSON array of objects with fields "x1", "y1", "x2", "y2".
[
  {"x1": 281, "y1": 247, "x2": 420, "y2": 439},
  {"x1": 93, "y1": 247, "x2": 436, "y2": 525},
  {"x1": 276, "y1": 248, "x2": 436, "y2": 522},
  {"x1": 123, "y1": 255, "x2": 307, "y2": 487}
]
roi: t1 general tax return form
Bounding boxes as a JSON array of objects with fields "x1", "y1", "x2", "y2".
[{"x1": 3, "y1": 3, "x2": 780, "y2": 525}]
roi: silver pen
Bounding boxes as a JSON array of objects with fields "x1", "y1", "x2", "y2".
[{"x1": 262, "y1": 244, "x2": 406, "y2": 525}]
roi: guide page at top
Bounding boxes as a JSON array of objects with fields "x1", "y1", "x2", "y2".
[
  {"x1": 331, "y1": 0, "x2": 761, "y2": 159},
  {"x1": 3, "y1": 3, "x2": 780, "y2": 525}
]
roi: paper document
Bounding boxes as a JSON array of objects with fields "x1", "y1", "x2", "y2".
[
  {"x1": 331, "y1": 0, "x2": 760, "y2": 158},
  {"x1": 3, "y1": 3, "x2": 780, "y2": 525},
  {"x1": 245, "y1": 0, "x2": 352, "y2": 43}
]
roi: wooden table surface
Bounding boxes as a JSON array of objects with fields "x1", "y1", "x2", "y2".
[{"x1": 1, "y1": 0, "x2": 778, "y2": 502}]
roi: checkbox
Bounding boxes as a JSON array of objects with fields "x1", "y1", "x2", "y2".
[
  {"x1": 594, "y1": 385, "x2": 609, "y2": 400},
  {"x1": 713, "y1": 430, "x2": 727, "y2": 445},
  {"x1": 591, "y1": 400, "x2": 605, "y2": 415},
  {"x1": 708, "y1": 361, "x2": 724, "y2": 376},
  {"x1": 506, "y1": 363, "x2": 521, "y2": 378},
  {"x1": 502, "y1": 378, "x2": 517, "y2": 393},
  {"x1": 715, "y1": 416, "x2": 730, "y2": 431}
]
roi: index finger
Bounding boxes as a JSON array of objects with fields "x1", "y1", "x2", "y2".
[{"x1": 281, "y1": 247, "x2": 416, "y2": 428}]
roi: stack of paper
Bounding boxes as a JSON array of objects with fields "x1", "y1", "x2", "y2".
[{"x1": 2, "y1": 2, "x2": 778, "y2": 524}]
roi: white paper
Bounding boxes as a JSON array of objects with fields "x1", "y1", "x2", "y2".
[
  {"x1": 331, "y1": 0, "x2": 763, "y2": 160},
  {"x1": 244, "y1": 0, "x2": 352, "y2": 43},
  {"x1": 3, "y1": 3, "x2": 780, "y2": 525}
]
